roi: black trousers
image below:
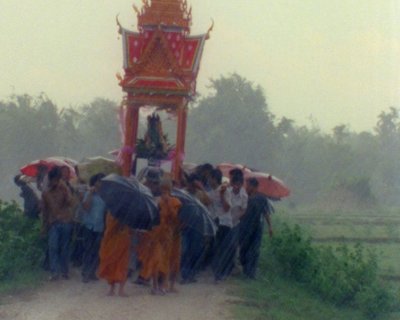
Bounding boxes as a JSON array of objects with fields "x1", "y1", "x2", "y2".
[
  {"x1": 212, "y1": 226, "x2": 236, "y2": 281},
  {"x1": 70, "y1": 223, "x2": 85, "y2": 267},
  {"x1": 239, "y1": 224, "x2": 263, "y2": 278},
  {"x1": 181, "y1": 228, "x2": 205, "y2": 281},
  {"x1": 81, "y1": 227, "x2": 103, "y2": 279}
]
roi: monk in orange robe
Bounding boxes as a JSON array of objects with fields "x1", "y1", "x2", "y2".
[
  {"x1": 139, "y1": 179, "x2": 182, "y2": 295},
  {"x1": 98, "y1": 213, "x2": 131, "y2": 297}
]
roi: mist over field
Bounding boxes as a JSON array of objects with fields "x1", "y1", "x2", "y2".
[{"x1": 1, "y1": 74, "x2": 399, "y2": 210}]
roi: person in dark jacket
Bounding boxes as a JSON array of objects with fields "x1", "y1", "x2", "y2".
[{"x1": 239, "y1": 178, "x2": 273, "y2": 279}]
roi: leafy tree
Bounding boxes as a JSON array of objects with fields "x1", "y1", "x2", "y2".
[
  {"x1": 0, "y1": 95, "x2": 120, "y2": 201},
  {"x1": 75, "y1": 98, "x2": 120, "y2": 159},
  {"x1": 0, "y1": 81, "x2": 399, "y2": 208},
  {"x1": 373, "y1": 107, "x2": 400, "y2": 205},
  {"x1": 186, "y1": 74, "x2": 279, "y2": 171},
  {"x1": 332, "y1": 124, "x2": 350, "y2": 145}
]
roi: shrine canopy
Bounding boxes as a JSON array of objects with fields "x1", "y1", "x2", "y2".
[{"x1": 117, "y1": 0, "x2": 211, "y2": 108}]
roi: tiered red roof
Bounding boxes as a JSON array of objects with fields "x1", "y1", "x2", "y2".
[{"x1": 118, "y1": 0, "x2": 209, "y2": 99}]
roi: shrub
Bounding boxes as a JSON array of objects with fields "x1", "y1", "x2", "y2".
[
  {"x1": 0, "y1": 200, "x2": 44, "y2": 281},
  {"x1": 267, "y1": 222, "x2": 393, "y2": 318},
  {"x1": 355, "y1": 282, "x2": 393, "y2": 319},
  {"x1": 270, "y1": 224, "x2": 317, "y2": 282}
]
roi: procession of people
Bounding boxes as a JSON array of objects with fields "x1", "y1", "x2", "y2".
[{"x1": 15, "y1": 161, "x2": 275, "y2": 297}]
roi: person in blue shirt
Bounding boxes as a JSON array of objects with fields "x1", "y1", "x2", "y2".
[{"x1": 81, "y1": 173, "x2": 106, "y2": 283}]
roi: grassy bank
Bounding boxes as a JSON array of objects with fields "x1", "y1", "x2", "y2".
[
  {"x1": 231, "y1": 212, "x2": 399, "y2": 319},
  {"x1": 232, "y1": 274, "x2": 366, "y2": 320},
  {"x1": 0, "y1": 270, "x2": 45, "y2": 297},
  {"x1": 0, "y1": 201, "x2": 45, "y2": 299},
  {"x1": 283, "y1": 208, "x2": 400, "y2": 282}
]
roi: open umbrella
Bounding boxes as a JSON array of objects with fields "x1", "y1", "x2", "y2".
[
  {"x1": 99, "y1": 174, "x2": 159, "y2": 230},
  {"x1": 77, "y1": 157, "x2": 122, "y2": 182},
  {"x1": 171, "y1": 188, "x2": 217, "y2": 237},
  {"x1": 48, "y1": 156, "x2": 78, "y2": 167},
  {"x1": 217, "y1": 162, "x2": 290, "y2": 199},
  {"x1": 20, "y1": 157, "x2": 76, "y2": 179},
  {"x1": 246, "y1": 172, "x2": 290, "y2": 199}
]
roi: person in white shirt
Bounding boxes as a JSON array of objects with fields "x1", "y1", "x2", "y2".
[
  {"x1": 208, "y1": 169, "x2": 236, "y2": 282},
  {"x1": 226, "y1": 171, "x2": 248, "y2": 273},
  {"x1": 227, "y1": 173, "x2": 248, "y2": 229}
]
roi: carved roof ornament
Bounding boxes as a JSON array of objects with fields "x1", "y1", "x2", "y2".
[
  {"x1": 134, "y1": 0, "x2": 192, "y2": 31},
  {"x1": 118, "y1": 0, "x2": 209, "y2": 100}
]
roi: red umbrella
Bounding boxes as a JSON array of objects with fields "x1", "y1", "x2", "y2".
[
  {"x1": 20, "y1": 157, "x2": 77, "y2": 179},
  {"x1": 217, "y1": 163, "x2": 290, "y2": 199},
  {"x1": 245, "y1": 172, "x2": 290, "y2": 199}
]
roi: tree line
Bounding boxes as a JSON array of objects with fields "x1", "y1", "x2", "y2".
[{"x1": 1, "y1": 74, "x2": 399, "y2": 208}]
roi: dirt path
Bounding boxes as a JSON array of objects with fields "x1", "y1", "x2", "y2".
[{"x1": 0, "y1": 270, "x2": 235, "y2": 320}]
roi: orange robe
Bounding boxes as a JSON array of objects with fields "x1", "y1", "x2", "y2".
[
  {"x1": 138, "y1": 197, "x2": 182, "y2": 280},
  {"x1": 98, "y1": 213, "x2": 131, "y2": 284}
]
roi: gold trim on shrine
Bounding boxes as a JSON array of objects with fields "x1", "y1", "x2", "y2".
[
  {"x1": 135, "y1": 0, "x2": 192, "y2": 31},
  {"x1": 117, "y1": 0, "x2": 209, "y2": 181}
]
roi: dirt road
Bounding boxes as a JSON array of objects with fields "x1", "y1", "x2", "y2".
[{"x1": 0, "y1": 270, "x2": 235, "y2": 320}]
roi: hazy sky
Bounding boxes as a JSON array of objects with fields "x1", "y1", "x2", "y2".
[{"x1": 0, "y1": 0, "x2": 399, "y2": 132}]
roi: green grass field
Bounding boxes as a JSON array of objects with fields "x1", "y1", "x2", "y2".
[
  {"x1": 282, "y1": 208, "x2": 400, "y2": 281},
  {"x1": 233, "y1": 207, "x2": 400, "y2": 320},
  {"x1": 232, "y1": 274, "x2": 367, "y2": 320}
]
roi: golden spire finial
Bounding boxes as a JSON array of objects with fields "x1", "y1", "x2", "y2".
[
  {"x1": 133, "y1": 4, "x2": 140, "y2": 15},
  {"x1": 116, "y1": 14, "x2": 122, "y2": 34},
  {"x1": 206, "y1": 19, "x2": 214, "y2": 40},
  {"x1": 137, "y1": 0, "x2": 192, "y2": 31}
]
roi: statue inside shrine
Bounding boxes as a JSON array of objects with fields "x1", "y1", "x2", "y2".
[{"x1": 136, "y1": 113, "x2": 171, "y2": 160}]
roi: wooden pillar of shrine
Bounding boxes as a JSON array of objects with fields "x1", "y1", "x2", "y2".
[
  {"x1": 118, "y1": 1, "x2": 209, "y2": 180},
  {"x1": 173, "y1": 103, "x2": 188, "y2": 183},
  {"x1": 122, "y1": 100, "x2": 140, "y2": 177}
]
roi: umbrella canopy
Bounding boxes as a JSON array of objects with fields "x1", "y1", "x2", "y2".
[
  {"x1": 171, "y1": 188, "x2": 217, "y2": 237},
  {"x1": 20, "y1": 157, "x2": 76, "y2": 179},
  {"x1": 246, "y1": 172, "x2": 290, "y2": 199},
  {"x1": 99, "y1": 174, "x2": 159, "y2": 230},
  {"x1": 217, "y1": 163, "x2": 290, "y2": 199},
  {"x1": 48, "y1": 156, "x2": 78, "y2": 167},
  {"x1": 77, "y1": 157, "x2": 122, "y2": 182}
]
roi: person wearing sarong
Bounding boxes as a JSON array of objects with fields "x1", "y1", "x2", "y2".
[
  {"x1": 239, "y1": 178, "x2": 273, "y2": 279},
  {"x1": 139, "y1": 179, "x2": 182, "y2": 295},
  {"x1": 133, "y1": 169, "x2": 162, "y2": 286},
  {"x1": 98, "y1": 213, "x2": 131, "y2": 296}
]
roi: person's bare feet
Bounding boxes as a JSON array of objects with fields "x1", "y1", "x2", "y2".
[
  {"x1": 168, "y1": 287, "x2": 179, "y2": 293},
  {"x1": 118, "y1": 291, "x2": 129, "y2": 297},
  {"x1": 151, "y1": 288, "x2": 166, "y2": 296},
  {"x1": 107, "y1": 290, "x2": 115, "y2": 296},
  {"x1": 107, "y1": 284, "x2": 115, "y2": 296}
]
